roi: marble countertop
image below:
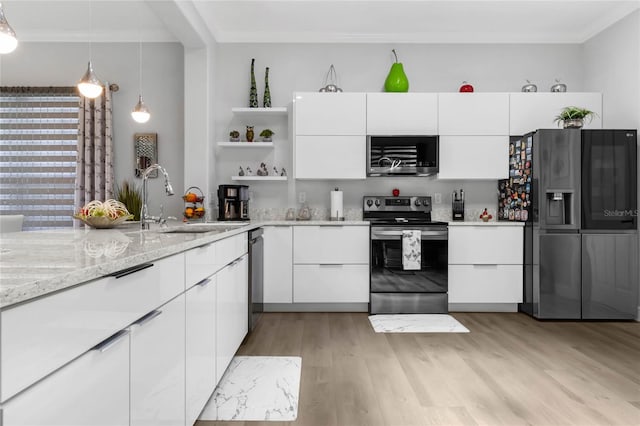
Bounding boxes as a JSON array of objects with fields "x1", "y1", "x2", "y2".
[
  {"x1": 0, "y1": 220, "x2": 370, "y2": 310},
  {"x1": 447, "y1": 221, "x2": 525, "y2": 226}
]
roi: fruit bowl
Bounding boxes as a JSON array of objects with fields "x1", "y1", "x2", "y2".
[{"x1": 73, "y1": 214, "x2": 134, "y2": 229}]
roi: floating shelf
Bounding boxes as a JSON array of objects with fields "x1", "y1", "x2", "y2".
[
  {"x1": 231, "y1": 107, "x2": 287, "y2": 115},
  {"x1": 231, "y1": 176, "x2": 288, "y2": 181},
  {"x1": 217, "y1": 142, "x2": 274, "y2": 148}
]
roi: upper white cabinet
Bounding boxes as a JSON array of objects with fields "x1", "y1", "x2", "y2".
[
  {"x1": 438, "y1": 135, "x2": 509, "y2": 180},
  {"x1": 439, "y1": 93, "x2": 510, "y2": 135},
  {"x1": 294, "y1": 92, "x2": 366, "y2": 135},
  {"x1": 366, "y1": 93, "x2": 438, "y2": 135},
  {"x1": 509, "y1": 92, "x2": 602, "y2": 135},
  {"x1": 264, "y1": 226, "x2": 293, "y2": 304},
  {"x1": 295, "y1": 135, "x2": 366, "y2": 179}
]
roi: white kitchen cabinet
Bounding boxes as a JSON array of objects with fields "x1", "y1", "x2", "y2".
[
  {"x1": 186, "y1": 243, "x2": 216, "y2": 289},
  {"x1": 264, "y1": 226, "x2": 293, "y2": 303},
  {"x1": 186, "y1": 275, "x2": 217, "y2": 426},
  {"x1": 2, "y1": 330, "x2": 130, "y2": 426},
  {"x1": 294, "y1": 92, "x2": 366, "y2": 135},
  {"x1": 216, "y1": 254, "x2": 248, "y2": 383},
  {"x1": 214, "y1": 232, "x2": 248, "y2": 273},
  {"x1": 509, "y1": 92, "x2": 602, "y2": 135},
  {"x1": 0, "y1": 252, "x2": 185, "y2": 403},
  {"x1": 448, "y1": 225, "x2": 523, "y2": 306},
  {"x1": 438, "y1": 93, "x2": 510, "y2": 135},
  {"x1": 130, "y1": 294, "x2": 186, "y2": 426},
  {"x1": 295, "y1": 135, "x2": 366, "y2": 179},
  {"x1": 293, "y1": 264, "x2": 370, "y2": 303},
  {"x1": 293, "y1": 226, "x2": 369, "y2": 264},
  {"x1": 366, "y1": 93, "x2": 438, "y2": 135},
  {"x1": 292, "y1": 225, "x2": 369, "y2": 305},
  {"x1": 438, "y1": 135, "x2": 509, "y2": 180}
]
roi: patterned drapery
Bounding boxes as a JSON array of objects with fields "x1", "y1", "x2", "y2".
[{"x1": 75, "y1": 85, "x2": 114, "y2": 222}]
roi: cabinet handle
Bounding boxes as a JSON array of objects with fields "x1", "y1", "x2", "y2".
[
  {"x1": 318, "y1": 263, "x2": 343, "y2": 267},
  {"x1": 472, "y1": 264, "x2": 499, "y2": 267},
  {"x1": 196, "y1": 277, "x2": 212, "y2": 287},
  {"x1": 109, "y1": 263, "x2": 154, "y2": 279},
  {"x1": 92, "y1": 329, "x2": 129, "y2": 353},
  {"x1": 132, "y1": 310, "x2": 163, "y2": 328}
]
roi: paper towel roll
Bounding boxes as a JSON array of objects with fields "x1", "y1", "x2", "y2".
[{"x1": 330, "y1": 188, "x2": 344, "y2": 220}]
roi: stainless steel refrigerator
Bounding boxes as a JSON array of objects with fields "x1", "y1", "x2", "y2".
[{"x1": 500, "y1": 129, "x2": 638, "y2": 319}]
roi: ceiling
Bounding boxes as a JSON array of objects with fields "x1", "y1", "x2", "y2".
[{"x1": 4, "y1": 0, "x2": 640, "y2": 45}]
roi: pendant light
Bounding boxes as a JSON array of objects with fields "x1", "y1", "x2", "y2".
[
  {"x1": 131, "y1": 2, "x2": 150, "y2": 123},
  {"x1": 77, "y1": 0, "x2": 103, "y2": 99},
  {"x1": 0, "y1": 2, "x2": 18, "y2": 54}
]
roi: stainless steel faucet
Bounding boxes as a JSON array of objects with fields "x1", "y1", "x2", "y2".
[{"x1": 140, "y1": 164, "x2": 174, "y2": 230}]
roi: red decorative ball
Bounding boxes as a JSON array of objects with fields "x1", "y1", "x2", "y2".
[
  {"x1": 392, "y1": 188, "x2": 400, "y2": 197},
  {"x1": 459, "y1": 81, "x2": 474, "y2": 93}
]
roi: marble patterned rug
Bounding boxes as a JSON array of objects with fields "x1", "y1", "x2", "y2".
[
  {"x1": 199, "y1": 356, "x2": 301, "y2": 421},
  {"x1": 368, "y1": 314, "x2": 470, "y2": 333}
]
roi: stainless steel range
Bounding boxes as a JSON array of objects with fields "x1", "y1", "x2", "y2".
[{"x1": 364, "y1": 195, "x2": 448, "y2": 314}]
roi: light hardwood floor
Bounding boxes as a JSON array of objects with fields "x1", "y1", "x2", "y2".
[{"x1": 197, "y1": 312, "x2": 640, "y2": 426}]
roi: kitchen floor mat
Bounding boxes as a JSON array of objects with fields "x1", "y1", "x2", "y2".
[
  {"x1": 368, "y1": 314, "x2": 470, "y2": 333},
  {"x1": 198, "y1": 356, "x2": 301, "y2": 421}
]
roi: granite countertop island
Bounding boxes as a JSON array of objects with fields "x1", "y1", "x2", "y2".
[{"x1": 0, "y1": 220, "x2": 370, "y2": 310}]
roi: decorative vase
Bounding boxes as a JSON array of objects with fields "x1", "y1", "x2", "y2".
[
  {"x1": 246, "y1": 126, "x2": 255, "y2": 142},
  {"x1": 263, "y1": 67, "x2": 272, "y2": 108},
  {"x1": 563, "y1": 119, "x2": 583, "y2": 129},
  {"x1": 384, "y1": 49, "x2": 409, "y2": 93},
  {"x1": 249, "y1": 59, "x2": 259, "y2": 108}
]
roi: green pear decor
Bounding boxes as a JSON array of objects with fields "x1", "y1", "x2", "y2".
[
  {"x1": 384, "y1": 49, "x2": 409, "y2": 92},
  {"x1": 263, "y1": 67, "x2": 272, "y2": 107},
  {"x1": 249, "y1": 58, "x2": 259, "y2": 108}
]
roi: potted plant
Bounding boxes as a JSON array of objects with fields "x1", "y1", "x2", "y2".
[
  {"x1": 259, "y1": 128, "x2": 275, "y2": 142},
  {"x1": 115, "y1": 180, "x2": 142, "y2": 221},
  {"x1": 554, "y1": 106, "x2": 597, "y2": 129},
  {"x1": 229, "y1": 130, "x2": 240, "y2": 142}
]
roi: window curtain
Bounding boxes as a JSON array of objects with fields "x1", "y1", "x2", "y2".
[{"x1": 75, "y1": 84, "x2": 114, "y2": 222}]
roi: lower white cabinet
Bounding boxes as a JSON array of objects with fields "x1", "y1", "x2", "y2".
[
  {"x1": 186, "y1": 276, "x2": 217, "y2": 426},
  {"x1": 448, "y1": 225, "x2": 524, "y2": 305},
  {"x1": 2, "y1": 329, "x2": 130, "y2": 426},
  {"x1": 264, "y1": 226, "x2": 293, "y2": 303},
  {"x1": 216, "y1": 254, "x2": 248, "y2": 383},
  {"x1": 293, "y1": 264, "x2": 369, "y2": 303},
  {"x1": 130, "y1": 294, "x2": 186, "y2": 426}
]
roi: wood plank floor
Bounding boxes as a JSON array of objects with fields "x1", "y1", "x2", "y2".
[{"x1": 196, "y1": 312, "x2": 640, "y2": 426}]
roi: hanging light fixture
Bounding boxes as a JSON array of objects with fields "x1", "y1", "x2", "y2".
[
  {"x1": 132, "y1": 2, "x2": 150, "y2": 123},
  {"x1": 77, "y1": 0, "x2": 103, "y2": 98},
  {"x1": 0, "y1": 2, "x2": 18, "y2": 54}
]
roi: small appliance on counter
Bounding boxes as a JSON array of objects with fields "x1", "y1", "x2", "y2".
[
  {"x1": 217, "y1": 184, "x2": 249, "y2": 221},
  {"x1": 330, "y1": 187, "x2": 344, "y2": 221},
  {"x1": 452, "y1": 189, "x2": 464, "y2": 221}
]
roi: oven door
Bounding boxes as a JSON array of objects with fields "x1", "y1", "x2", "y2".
[{"x1": 370, "y1": 227, "x2": 448, "y2": 294}]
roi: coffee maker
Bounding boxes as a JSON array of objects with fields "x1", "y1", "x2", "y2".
[{"x1": 217, "y1": 185, "x2": 250, "y2": 221}]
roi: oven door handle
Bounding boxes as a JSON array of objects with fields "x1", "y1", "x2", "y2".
[{"x1": 371, "y1": 230, "x2": 447, "y2": 240}]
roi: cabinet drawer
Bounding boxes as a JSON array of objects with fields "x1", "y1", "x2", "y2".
[
  {"x1": 293, "y1": 264, "x2": 369, "y2": 303},
  {"x1": 448, "y1": 264, "x2": 523, "y2": 303},
  {"x1": 293, "y1": 226, "x2": 369, "y2": 264},
  {"x1": 448, "y1": 226, "x2": 523, "y2": 264},
  {"x1": 186, "y1": 243, "x2": 216, "y2": 288},
  {"x1": 2, "y1": 329, "x2": 130, "y2": 426},
  {"x1": 215, "y1": 232, "x2": 248, "y2": 272},
  {"x1": 0, "y1": 252, "x2": 185, "y2": 402}
]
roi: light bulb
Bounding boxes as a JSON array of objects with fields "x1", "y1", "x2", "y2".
[
  {"x1": 77, "y1": 61, "x2": 103, "y2": 99},
  {"x1": 0, "y1": 3, "x2": 17, "y2": 54},
  {"x1": 131, "y1": 95, "x2": 150, "y2": 123}
]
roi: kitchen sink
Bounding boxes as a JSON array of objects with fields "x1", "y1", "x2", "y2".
[{"x1": 158, "y1": 223, "x2": 249, "y2": 234}]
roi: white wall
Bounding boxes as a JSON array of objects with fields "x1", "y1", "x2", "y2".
[
  {"x1": 213, "y1": 43, "x2": 584, "y2": 216},
  {"x1": 583, "y1": 10, "x2": 640, "y2": 320},
  {"x1": 0, "y1": 42, "x2": 185, "y2": 218}
]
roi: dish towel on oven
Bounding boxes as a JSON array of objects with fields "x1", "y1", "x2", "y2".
[{"x1": 402, "y1": 230, "x2": 421, "y2": 270}]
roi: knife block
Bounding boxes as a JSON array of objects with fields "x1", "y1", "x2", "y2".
[{"x1": 452, "y1": 200, "x2": 465, "y2": 221}]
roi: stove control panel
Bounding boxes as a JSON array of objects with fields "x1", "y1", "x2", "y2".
[{"x1": 363, "y1": 196, "x2": 432, "y2": 212}]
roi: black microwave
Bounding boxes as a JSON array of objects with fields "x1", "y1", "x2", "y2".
[{"x1": 367, "y1": 135, "x2": 439, "y2": 176}]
